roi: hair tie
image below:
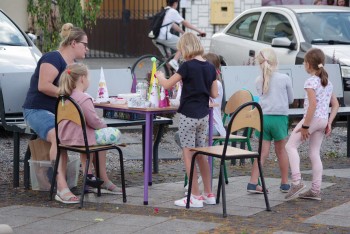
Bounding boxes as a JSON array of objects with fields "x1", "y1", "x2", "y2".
[
  {"x1": 259, "y1": 51, "x2": 270, "y2": 65},
  {"x1": 67, "y1": 69, "x2": 71, "y2": 75},
  {"x1": 318, "y1": 64, "x2": 323, "y2": 68}
]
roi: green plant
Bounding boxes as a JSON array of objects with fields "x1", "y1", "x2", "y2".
[{"x1": 27, "y1": 0, "x2": 103, "y2": 53}]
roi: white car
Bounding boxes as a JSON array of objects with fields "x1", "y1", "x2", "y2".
[
  {"x1": 0, "y1": 9, "x2": 41, "y2": 73},
  {"x1": 209, "y1": 5, "x2": 350, "y2": 106}
]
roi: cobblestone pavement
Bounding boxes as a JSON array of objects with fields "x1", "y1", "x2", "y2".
[{"x1": 1, "y1": 127, "x2": 350, "y2": 233}]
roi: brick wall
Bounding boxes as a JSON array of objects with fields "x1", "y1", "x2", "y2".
[{"x1": 182, "y1": 0, "x2": 261, "y2": 51}]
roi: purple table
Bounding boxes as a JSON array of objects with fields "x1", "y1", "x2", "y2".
[{"x1": 95, "y1": 103, "x2": 214, "y2": 205}]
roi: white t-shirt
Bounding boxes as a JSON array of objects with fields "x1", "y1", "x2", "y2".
[
  {"x1": 158, "y1": 7, "x2": 184, "y2": 40},
  {"x1": 210, "y1": 80, "x2": 226, "y2": 137},
  {"x1": 303, "y1": 75, "x2": 333, "y2": 119}
]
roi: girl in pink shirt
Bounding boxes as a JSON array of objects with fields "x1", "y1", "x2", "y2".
[
  {"x1": 285, "y1": 48, "x2": 339, "y2": 201},
  {"x1": 58, "y1": 63, "x2": 122, "y2": 195}
]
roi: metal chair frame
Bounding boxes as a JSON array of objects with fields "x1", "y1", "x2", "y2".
[
  {"x1": 186, "y1": 101, "x2": 271, "y2": 217},
  {"x1": 49, "y1": 95, "x2": 127, "y2": 208}
]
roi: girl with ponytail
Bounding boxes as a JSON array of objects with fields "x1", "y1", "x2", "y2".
[
  {"x1": 247, "y1": 48, "x2": 294, "y2": 194},
  {"x1": 285, "y1": 48, "x2": 339, "y2": 201}
]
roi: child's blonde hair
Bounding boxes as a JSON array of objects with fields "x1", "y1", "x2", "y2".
[
  {"x1": 203, "y1": 52, "x2": 222, "y2": 81},
  {"x1": 177, "y1": 32, "x2": 204, "y2": 60},
  {"x1": 59, "y1": 63, "x2": 88, "y2": 96},
  {"x1": 256, "y1": 48, "x2": 278, "y2": 94},
  {"x1": 304, "y1": 48, "x2": 328, "y2": 87}
]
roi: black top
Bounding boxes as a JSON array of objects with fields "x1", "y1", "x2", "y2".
[{"x1": 177, "y1": 59, "x2": 216, "y2": 119}]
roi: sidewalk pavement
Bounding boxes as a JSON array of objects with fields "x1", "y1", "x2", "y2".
[{"x1": 1, "y1": 161, "x2": 350, "y2": 233}]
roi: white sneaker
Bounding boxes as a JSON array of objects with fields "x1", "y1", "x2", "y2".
[
  {"x1": 174, "y1": 195, "x2": 203, "y2": 208},
  {"x1": 169, "y1": 59, "x2": 179, "y2": 71},
  {"x1": 201, "y1": 193, "x2": 216, "y2": 205}
]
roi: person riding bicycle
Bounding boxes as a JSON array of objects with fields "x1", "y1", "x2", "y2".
[{"x1": 154, "y1": 0, "x2": 206, "y2": 71}]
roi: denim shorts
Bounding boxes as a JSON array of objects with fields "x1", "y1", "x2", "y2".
[{"x1": 23, "y1": 108, "x2": 55, "y2": 140}]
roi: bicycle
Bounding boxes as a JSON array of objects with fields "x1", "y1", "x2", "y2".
[
  {"x1": 131, "y1": 41, "x2": 175, "y2": 83},
  {"x1": 131, "y1": 33, "x2": 206, "y2": 82}
]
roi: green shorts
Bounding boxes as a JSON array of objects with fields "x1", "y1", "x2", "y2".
[{"x1": 255, "y1": 115, "x2": 289, "y2": 142}]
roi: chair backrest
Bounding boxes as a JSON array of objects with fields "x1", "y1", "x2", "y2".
[
  {"x1": 223, "y1": 90, "x2": 253, "y2": 123},
  {"x1": 55, "y1": 95, "x2": 88, "y2": 146},
  {"x1": 226, "y1": 102, "x2": 263, "y2": 153},
  {"x1": 229, "y1": 102, "x2": 262, "y2": 133}
]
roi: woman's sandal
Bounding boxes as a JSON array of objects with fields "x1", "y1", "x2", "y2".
[
  {"x1": 247, "y1": 183, "x2": 269, "y2": 194},
  {"x1": 55, "y1": 188, "x2": 79, "y2": 204},
  {"x1": 101, "y1": 181, "x2": 122, "y2": 195}
]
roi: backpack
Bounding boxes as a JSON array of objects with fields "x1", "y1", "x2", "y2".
[{"x1": 148, "y1": 8, "x2": 172, "y2": 39}]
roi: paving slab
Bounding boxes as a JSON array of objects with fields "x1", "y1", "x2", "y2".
[
  {"x1": 304, "y1": 201, "x2": 350, "y2": 228},
  {"x1": 302, "y1": 168, "x2": 350, "y2": 179}
]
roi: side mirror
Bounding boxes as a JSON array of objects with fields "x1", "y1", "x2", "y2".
[
  {"x1": 27, "y1": 33, "x2": 37, "y2": 43},
  {"x1": 271, "y1": 37, "x2": 296, "y2": 50}
]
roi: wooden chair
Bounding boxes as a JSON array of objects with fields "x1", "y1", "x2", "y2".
[
  {"x1": 49, "y1": 95, "x2": 127, "y2": 208},
  {"x1": 186, "y1": 101, "x2": 271, "y2": 217},
  {"x1": 184, "y1": 89, "x2": 254, "y2": 186}
]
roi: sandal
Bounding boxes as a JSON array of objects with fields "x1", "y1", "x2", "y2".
[
  {"x1": 55, "y1": 188, "x2": 79, "y2": 204},
  {"x1": 247, "y1": 183, "x2": 269, "y2": 194},
  {"x1": 100, "y1": 181, "x2": 122, "y2": 195},
  {"x1": 85, "y1": 174, "x2": 104, "y2": 188}
]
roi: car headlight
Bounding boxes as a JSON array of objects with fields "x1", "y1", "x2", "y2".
[{"x1": 341, "y1": 66, "x2": 350, "y2": 78}]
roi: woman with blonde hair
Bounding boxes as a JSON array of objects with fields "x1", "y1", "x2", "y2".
[
  {"x1": 23, "y1": 23, "x2": 89, "y2": 204},
  {"x1": 247, "y1": 48, "x2": 294, "y2": 194}
]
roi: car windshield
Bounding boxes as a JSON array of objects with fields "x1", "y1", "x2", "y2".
[
  {"x1": 298, "y1": 12, "x2": 350, "y2": 44},
  {"x1": 0, "y1": 12, "x2": 28, "y2": 46}
]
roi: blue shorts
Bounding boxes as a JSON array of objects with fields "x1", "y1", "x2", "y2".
[{"x1": 23, "y1": 108, "x2": 55, "y2": 140}]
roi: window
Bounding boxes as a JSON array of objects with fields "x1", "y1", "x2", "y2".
[
  {"x1": 226, "y1": 13, "x2": 261, "y2": 39},
  {"x1": 0, "y1": 12, "x2": 28, "y2": 46},
  {"x1": 257, "y1": 13, "x2": 294, "y2": 44}
]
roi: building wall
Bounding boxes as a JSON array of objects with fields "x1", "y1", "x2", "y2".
[
  {"x1": 0, "y1": 0, "x2": 28, "y2": 31},
  {"x1": 183, "y1": 0, "x2": 261, "y2": 51}
]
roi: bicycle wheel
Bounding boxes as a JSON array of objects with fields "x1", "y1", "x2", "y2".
[{"x1": 131, "y1": 54, "x2": 170, "y2": 82}]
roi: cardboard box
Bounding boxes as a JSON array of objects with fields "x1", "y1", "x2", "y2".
[
  {"x1": 29, "y1": 157, "x2": 80, "y2": 191},
  {"x1": 28, "y1": 138, "x2": 51, "y2": 161}
]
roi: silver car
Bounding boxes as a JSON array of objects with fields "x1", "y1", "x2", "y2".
[
  {"x1": 209, "y1": 5, "x2": 350, "y2": 106},
  {"x1": 0, "y1": 9, "x2": 41, "y2": 73}
]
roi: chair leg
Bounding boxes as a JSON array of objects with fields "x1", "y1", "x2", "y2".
[
  {"x1": 184, "y1": 174, "x2": 188, "y2": 188},
  {"x1": 186, "y1": 154, "x2": 197, "y2": 209},
  {"x1": 80, "y1": 154, "x2": 91, "y2": 209},
  {"x1": 223, "y1": 161, "x2": 229, "y2": 184},
  {"x1": 221, "y1": 164, "x2": 227, "y2": 218},
  {"x1": 216, "y1": 163, "x2": 223, "y2": 204},
  {"x1": 49, "y1": 149, "x2": 61, "y2": 201},
  {"x1": 13, "y1": 132, "x2": 20, "y2": 188},
  {"x1": 117, "y1": 147, "x2": 127, "y2": 203},
  {"x1": 257, "y1": 159, "x2": 271, "y2": 211},
  {"x1": 24, "y1": 134, "x2": 38, "y2": 189},
  {"x1": 95, "y1": 152, "x2": 101, "y2": 197}
]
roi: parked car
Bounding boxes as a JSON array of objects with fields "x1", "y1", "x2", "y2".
[
  {"x1": 209, "y1": 5, "x2": 350, "y2": 106},
  {"x1": 0, "y1": 9, "x2": 41, "y2": 73}
]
